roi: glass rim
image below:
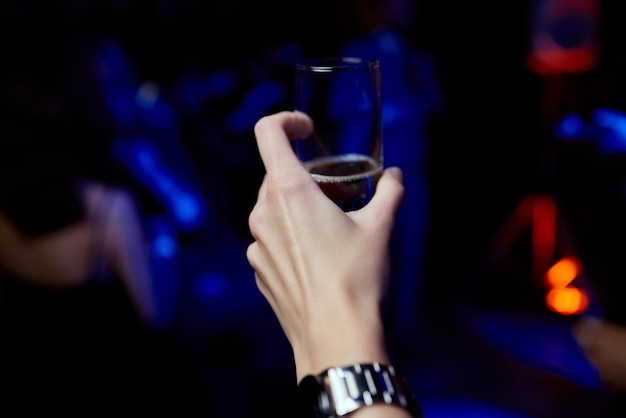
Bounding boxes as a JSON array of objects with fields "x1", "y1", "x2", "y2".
[{"x1": 295, "y1": 57, "x2": 380, "y2": 72}]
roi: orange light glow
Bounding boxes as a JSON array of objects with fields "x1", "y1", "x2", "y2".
[
  {"x1": 545, "y1": 286, "x2": 589, "y2": 315},
  {"x1": 544, "y1": 256, "x2": 581, "y2": 288}
]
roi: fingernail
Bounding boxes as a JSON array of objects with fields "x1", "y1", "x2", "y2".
[{"x1": 386, "y1": 166, "x2": 403, "y2": 181}]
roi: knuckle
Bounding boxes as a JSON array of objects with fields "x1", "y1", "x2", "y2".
[
  {"x1": 247, "y1": 207, "x2": 264, "y2": 237},
  {"x1": 245, "y1": 242, "x2": 257, "y2": 265},
  {"x1": 254, "y1": 113, "x2": 278, "y2": 137}
]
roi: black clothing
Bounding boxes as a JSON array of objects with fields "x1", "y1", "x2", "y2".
[{"x1": 0, "y1": 268, "x2": 145, "y2": 415}]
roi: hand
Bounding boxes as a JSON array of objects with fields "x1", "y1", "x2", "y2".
[
  {"x1": 246, "y1": 111, "x2": 405, "y2": 382},
  {"x1": 573, "y1": 316, "x2": 626, "y2": 393}
]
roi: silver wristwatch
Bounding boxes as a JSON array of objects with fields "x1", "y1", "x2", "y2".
[{"x1": 296, "y1": 362, "x2": 423, "y2": 417}]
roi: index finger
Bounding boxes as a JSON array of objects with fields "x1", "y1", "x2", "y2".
[{"x1": 253, "y1": 111, "x2": 313, "y2": 176}]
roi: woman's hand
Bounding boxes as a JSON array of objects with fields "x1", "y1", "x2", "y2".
[{"x1": 246, "y1": 111, "x2": 405, "y2": 381}]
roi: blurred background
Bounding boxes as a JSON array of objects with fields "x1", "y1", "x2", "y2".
[{"x1": 3, "y1": 0, "x2": 626, "y2": 417}]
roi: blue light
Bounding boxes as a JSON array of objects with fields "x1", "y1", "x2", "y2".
[
  {"x1": 139, "y1": 95, "x2": 176, "y2": 129},
  {"x1": 225, "y1": 81, "x2": 287, "y2": 135},
  {"x1": 553, "y1": 108, "x2": 626, "y2": 153},
  {"x1": 594, "y1": 107, "x2": 626, "y2": 137},
  {"x1": 105, "y1": 89, "x2": 137, "y2": 129},
  {"x1": 136, "y1": 147, "x2": 156, "y2": 170},
  {"x1": 111, "y1": 138, "x2": 206, "y2": 231},
  {"x1": 554, "y1": 113, "x2": 584, "y2": 139},
  {"x1": 171, "y1": 191, "x2": 201, "y2": 225},
  {"x1": 193, "y1": 272, "x2": 229, "y2": 298},
  {"x1": 93, "y1": 37, "x2": 140, "y2": 131},
  {"x1": 377, "y1": 31, "x2": 400, "y2": 55},
  {"x1": 179, "y1": 69, "x2": 238, "y2": 111},
  {"x1": 153, "y1": 171, "x2": 176, "y2": 194},
  {"x1": 419, "y1": 397, "x2": 532, "y2": 418},
  {"x1": 383, "y1": 103, "x2": 400, "y2": 124},
  {"x1": 468, "y1": 312, "x2": 604, "y2": 391},
  {"x1": 152, "y1": 233, "x2": 178, "y2": 258},
  {"x1": 593, "y1": 108, "x2": 626, "y2": 153}
]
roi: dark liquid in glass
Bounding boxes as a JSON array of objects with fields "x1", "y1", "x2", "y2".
[{"x1": 304, "y1": 154, "x2": 382, "y2": 211}]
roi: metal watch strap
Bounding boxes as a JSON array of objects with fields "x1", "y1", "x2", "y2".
[{"x1": 315, "y1": 362, "x2": 423, "y2": 417}]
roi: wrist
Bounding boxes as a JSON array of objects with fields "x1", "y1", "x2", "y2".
[
  {"x1": 293, "y1": 310, "x2": 388, "y2": 382},
  {"x1": 295, "y1": 362, "x2": 423, "y2": 418}
]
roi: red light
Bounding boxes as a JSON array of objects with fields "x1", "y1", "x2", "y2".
[
  {"x1": 489, "y1": 193, "x2": 591, "y2": 316},
  {"x1": 527, "y1": 0, "x2": 600, "y2": 74}
]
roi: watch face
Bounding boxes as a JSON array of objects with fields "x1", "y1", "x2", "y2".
[{"x1": 295, "y1": 375, "x2": 328, "y2": 418}]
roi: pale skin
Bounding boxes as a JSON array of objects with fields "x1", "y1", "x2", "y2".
[{"x1": 246, "y1": 111, "x2": 413, "y2": 417}]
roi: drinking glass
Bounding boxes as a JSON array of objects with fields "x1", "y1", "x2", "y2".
[{"x1": 294, "y1": 57, "x2": 382, "y2": 211}]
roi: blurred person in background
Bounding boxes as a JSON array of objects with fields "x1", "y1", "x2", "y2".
[
  {"x1": 0, "y1": 12, "x2": 213, "y2": 416},
  {"x1": 573, "y1": 317, "x2": 626, "y2": 394}
]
